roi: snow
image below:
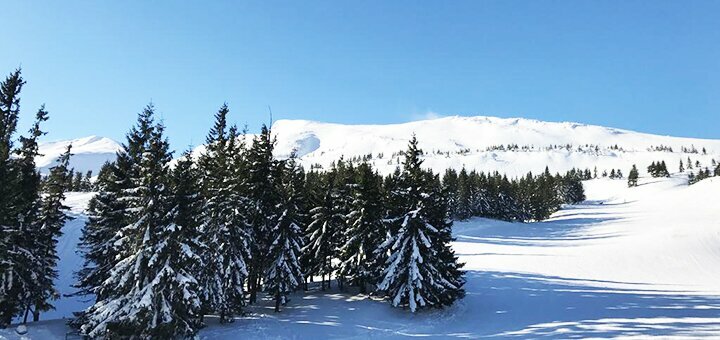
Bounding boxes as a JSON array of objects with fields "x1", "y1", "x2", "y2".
[
  {"x1": 4, "y1": 175, "x2": 719, "y2": 338},
  {"x1": 36, "y1": 136, "x2": 121, "y2": 175},
  {"x1": 270, "y1": 116, "x2": 720, "y2": 177},
  {"x1": 42, "y1": 115, "x2": 720, "y2": 178}
]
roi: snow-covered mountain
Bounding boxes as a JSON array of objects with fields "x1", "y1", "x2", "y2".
[
  {"x1": 272, "y1": 116, "x2": 720, "y2": 177},
  {"x1": 37, "y1": 136, "x2": 121, "y2": 175},
  {"x1": 38, "y1": 116, "x2": 720, "y2": 178}
]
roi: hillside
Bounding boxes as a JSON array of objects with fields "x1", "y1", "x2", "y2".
[
  {"x1": 271, "y1": 116, "x2": 720, "y2": 177},
  {"x1": 37, "y1": 116, "x2": 720, "y2": 178},
  {"x1": 36, "y1": 136, "x2": 121, "y2": 175}
]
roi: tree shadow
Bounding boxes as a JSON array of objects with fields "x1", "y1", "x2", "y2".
[
  {"x1": 455, "y1": 203, "x2": 627, "y2": 247},
  {"x1": 454, "y1": 270, "x2": 720, "y2": 338}
]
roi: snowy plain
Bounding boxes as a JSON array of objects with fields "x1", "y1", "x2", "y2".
[{"x1": 2, "y1": 174, "x2": 719, "y2": 339}]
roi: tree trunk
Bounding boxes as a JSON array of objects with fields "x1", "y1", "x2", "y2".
[
  {"x1": 22, "y1": 306, "x2": 30, "y2": 324},
  {"x1": 274, "y1": 293, "x2": 281, "y2": 312},
  {"x1": 32, "y1": 308, "x2": 39, "y2": 322}
]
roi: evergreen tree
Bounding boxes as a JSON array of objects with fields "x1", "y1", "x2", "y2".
[
  {"x1": 80, "y1": 170, "x2": 93, "y2": 191},
  {"x1": 377, "y1": 136, "x2": 465, "y2": 312},
  {"x1": 679, "y1": 159, "x2": 684, "y2": 173},
  {"x1": 81, "y1": 105, "x2": 204, "y2": 338},
  {"x1": 71, "y1": 171, "x2": 83, "y2": 191},
  {"x1": 245, "y1": 124, "x2": 280, "y2": 303},
  {"x1": 197, "y1": 104, "x2": 250, "y2": 321},
  {"x1": 455, "y1": 168, "x2": 473, "y2": 220},
  {"x1": 338, "y1": 162, "x2": 386, "y2": 294},
  {"x1": 303, "y1": 170, "x2": 343, "y2": 290},
  {"x1": 264, "y1": 157, "x2": 305, "y2": 312},
  {"x1": 28, "y1": 145, "x2": 72, "y2": 322},
  {"x1": 73, "y1": 160, "x2": 129, "y2": 307},
  {"x1": 628, "y1": 165, "x2": 639, "y2": 187},
  {"x1": 1, "y1": 104, "x2": 47, "y2": 325}
]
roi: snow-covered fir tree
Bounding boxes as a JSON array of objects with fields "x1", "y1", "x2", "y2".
[
  {"x1": 628, "y1": 165, "x2": 639, "y2": 187},
  {"x1": 264, "y1": 157, "x2": 306, "y2": 312},
  {"x1": 80, "y1": 105, "x2": 203, "y2": 338},
  {"x1": 329, "y1": 159, "x2": 354, "y2": 290},
  {"x1": 0, "y1": 69, "x2": 25, "y2": 328},
  {"x1": 337, "y1": 162, "x2": 386, "y2": 294},
  {"x1": 377, "y1": 135, "x2": 465, "y2": 312},
  {"x1": 74, "y1": 160, "x2": 130, "y2": 306},
  {"x1": 0, "y1": 102, "x2": 49, "y2": 325},
  {"x1": 196, "y1": 104, "x2": 250, "y2": 322},
  {"x1": 303, "y1": 170, "x2": 344, "y2": 290},
  {"x1": 246, "y1": 124, "x2": 280, "y2": 303},
  {"x1": 28, "y1": 144, "x2": 73, "y2": 322}
]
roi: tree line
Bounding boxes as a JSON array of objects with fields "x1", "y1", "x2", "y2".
[
  {"x1": 68, "y1": 104, "x2": 467, "y2": 338},
  {"x1": 441, "y1": 167, "x2": 585, "y2": 222}
]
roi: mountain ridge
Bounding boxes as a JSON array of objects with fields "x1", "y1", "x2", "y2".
[{"x1": 37, "y1": 115, "x2": 720, "y2": 177}]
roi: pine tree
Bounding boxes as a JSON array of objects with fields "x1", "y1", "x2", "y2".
[
  {"x1": 338, "y1": 162, "x2": 386, "y2": 294},
  {"x1": 81, "y1": 104, "x2": 204, "y2": 338},
  {"x1": 264, "y1": 157, "x2": 305, "y2": 312},
  {"x1": 324, "y1": 159, "x2": 355, "y2": 290},
  {"x1": 246, "y1": 124, "x2": 280, "y2": 303},
  {"x1": 197, "y1": 104, "x2": 250, "y2": 321},
  {"x1": 628, "y1": 164, "x2": 639, "y2": 187},
  {"x1": 679, "y1": 159, "x2": 684, "y2": 173},
  {"x1": 303, "y1": 170, "x2": 343, "y2": 290},
  {"x1": 80, "y1": 170, "x2": 93, "y2": 191},
  {"x1": 377, "y1": 135, "x2": 465, "y2": 312},
  {"x1": 1, "y1": 105, "x2": 48, "y2": 325},
  {"x1": 74, "y1": 106, "x2": 156, "y2": 318},
  {"x1": 71, "y1": 171, "x2": 83, "y2": 191},
  {"x1": 73, "y1": 160, "x2": 129, "y2": 307},
  {"x1": 27, "y1": 145, "x2": 73, "y2": 322},
  {"x1": 455, "y1": 168, "x2": 473, "y2": 220}
]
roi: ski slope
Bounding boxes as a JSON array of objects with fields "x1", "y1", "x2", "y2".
[{"x1": 3, "y1": 175, "x2": 719, "y2": 339}]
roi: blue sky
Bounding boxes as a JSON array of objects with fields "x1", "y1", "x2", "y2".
[{"x1": 2, "y1": 1, "x2": 719, "y2": 150}]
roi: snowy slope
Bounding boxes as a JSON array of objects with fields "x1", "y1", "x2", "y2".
[
  {"x1": 271, "y1": 116, "x2": 720, "y2": 177},
  {"x1": 36, "y1": 136, "x2": 121, "y2": 175},
  {"x1": 4, "y1": 175, "x2": 719, "y2": 339},
  {"x1": 37, "y1": 116, "x2": 720, "y2": 178}
]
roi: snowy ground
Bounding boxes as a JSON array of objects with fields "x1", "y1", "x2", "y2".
[{"x1": 2, "y1": 176, "x2": 719, "y2": 339}]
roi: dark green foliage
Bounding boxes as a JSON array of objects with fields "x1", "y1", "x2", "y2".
[
  {"x1": 197, "y1": 105, "x2": 251, "y2": 321},
  {"x1": 647, "y1": 161, "x2": 670, "y2": 178},
  {"x1": 265, "y1": 157, "x2": 305, "y2": 312},
  {"x1": 628, "y1": 165, "x2": 639, "y2": 187},
  {"x1": 377, "y1": 136, "x2": 465, "y2": 312},
  {"x1": 338, "y1": 162, "x2": 386, "y2": 294},
  {"x1": 442, "y1": 167, "x2": 585, "y2": 222}
]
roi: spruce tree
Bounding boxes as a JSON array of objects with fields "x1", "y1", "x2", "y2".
[
  {"x1": 28, "y1": 145, "x2": 72, "y2": 322},
  {"x1": 377, "y1": 135, "x2": 465, "y2": 312},
  {"x1": 81, "y1": 105, "x2": 204, "y2": 338},
  {"x1": 1, "y1": 105, "x2": 48, "y2": 325},
  {"x1": 264, "y1": 157, "x2": 305, "y2": 312},
  {"x1": 303, "y1": 170, "x2": 342, "y2": 290},
  {"x1": 74, "y1": 160, "x2": 129, "y2": 307},
  {"x1": 628, "y1": 164, "x2": 639, "y2": 187},
  {"x1": 197, "y1": 104, "x2": 250, "y2": 321},
  {"x1": 246, "y1": 124, "x2": 280, "y2": 303},
  {"x1": 338, "y1": 162, "x2": 386, "y2": 294}
]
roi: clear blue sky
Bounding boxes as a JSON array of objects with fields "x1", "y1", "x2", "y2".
[{"x1": 3, "y1": 1, "x2": 719, "y2": 150}]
